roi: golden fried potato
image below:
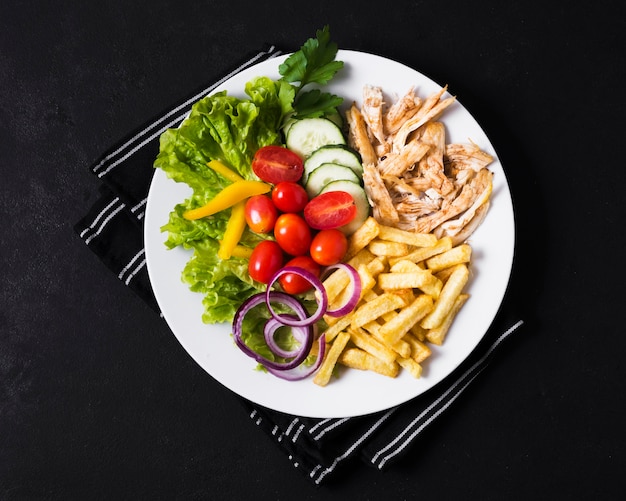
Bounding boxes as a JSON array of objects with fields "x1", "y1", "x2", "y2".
[
  {"x1": 345, "y1": 216, "x2": 380, "y2": 259},
  {"x1": 339, "y1": 348, "x2": 399, "y2": 378},
  {"x1": 377, "y1": 224, "x2": 438, "y2": 248},
  {"x1": 314, "y1": 331, "x2": 351, "y2": 387},
  {"x1": 379, "y1": 294, "x2": 434, "y2": 344},
  {"x1": 426, "y1": 293, "x2": 469, "y2": 345},
  {"x1": 420, "y1": 264, "x2": 469, "y2": 329},
  {"x1": 351, "y1": 292, "x2": 408, "y2": 328},
  {"x1": 425, "y1": 244, "x2": 472, "y2": 272}
]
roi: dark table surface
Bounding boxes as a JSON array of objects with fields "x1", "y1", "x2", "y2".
[{"x1": 2, "y1": 1, "x2": 625, "y2": 499}]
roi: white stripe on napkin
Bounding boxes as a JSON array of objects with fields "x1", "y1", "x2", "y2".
[
  {"x1": 82, "y1": 197, "x2": 126, "y2": 245},
  {"x1": 93, "y1": 46, "x2": 282, "y2": 178},
  {"x1": 368, "y1": 319, "x2": 524, "y2": 470}
]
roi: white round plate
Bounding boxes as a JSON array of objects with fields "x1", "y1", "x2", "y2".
[{"x1": 145, "y1": 50, "x2": 515, "y2": 418}]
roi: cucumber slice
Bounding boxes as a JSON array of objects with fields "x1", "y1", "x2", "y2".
[
  {"x1": 303, "y1": 144, "x2": 363, "y2": 185},
  {"x1": 305, "y1": 163, "x2": 361, "y2": 198},
  {"x1": 286, "y1": 117, "x2": 346, "y2": 160},
  {"x1": 320, "y1": 180, "x2": 371, "y2": 235},
  {"x1": 324, "y1": 110, "x2": 344, "y2": 129}
]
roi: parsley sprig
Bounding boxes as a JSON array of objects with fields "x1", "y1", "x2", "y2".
[{"x1": 279, "y1": 26, "x2": 344, "y2": 119}]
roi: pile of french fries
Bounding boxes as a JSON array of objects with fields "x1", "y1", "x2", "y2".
[{"x1": 313, "y1": 216, "x2": 472, "y2": 386}]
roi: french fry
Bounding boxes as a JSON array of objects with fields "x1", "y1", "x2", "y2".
[
  {"x1": 390, "y1": 288, "x2": 416, "y2": 305},
  {"x1": 377, "y1": 224, "x2": 438, "y2": 248},
  {"x1": 426, "y1": 293, "x2": 469, "y2": 345},
  {"x1": 345, "y1": 216, "x2": 380, "y2": 259},
  {"x1": 379, "y1": 294, "x2": 434, "y2": 344},
  {"x1": 420, "y1": 263, "x2": 469, "y2": 329},
  {"x1": 377, "y1": 334, "x2": 412, "y2": 359},
  {"x1": 359, "y1": 289, "x2": 380, "y2": 305},
  {"x1": 387, "y1": 260, "x2": 443, "y2": 297},
  {"x1": 434, "y1": 265, "x2": 457, "y2": 284},
  {"x1": 348, "y1": 327, "x2": 397, "y2": 365},
  {"x1": 425, "y1": 244, "x2": 472, "y2": 272},
  {"x1": 314, "y1": 331, "x2": 351, "y2": 387},
  {"x1": 351, "y1": 292, "x2": 407, "y2": 328},
  {"x1": 389, "y1": 236, "x2": 452, "y2": 267},
  {"x1": 403, "y1": 332, "x2": 432, "y2": 363},
  {"x1": 368, "y1": 239, "x2": 410, "y2": 257},
  {"x1": 378, "y1": 269, "x2": 442, "y2": 297},
  {"x1": 366, "y1": 256, "x2": 388, "y2": 277},
  {"x1": 397, "y1": 357, "x2": 423, "y2": 378},
  {"x1": 360, "y1": 321, "x2": 412, "y2": 358},
  {"x1": 339, "y1": 348, "x2": 399, "y2": 378},
  {"x1": 410, "y1": 323, "x2": 428, "y2": 342},
  {"x1": 321, "y1": 313, "x2": 354, "y2": 342},
  {"x1": 357, "y1": 263, "x2": 377, "y2": 293}
]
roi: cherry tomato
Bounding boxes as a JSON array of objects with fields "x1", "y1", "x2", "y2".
[
  {"x1": 244, "y1": 194, "x2": 278, "y2": 233},
  {"x1": 248, "y1": 240, "x2": 284, "y2": 284},
  {"x1": 278, "y1": 256, "x2": 322, "y2": 295},
  {"x1": 272, "y1": 181, "x2": 309, "y2": 213},
  {"x1": 273, "y1": 213, "x2": 312, "y2": 256},
  {"x1": 303, "y1": 191, "x2": 357, "y2": 230},
  {"x1": 310, "y1": 229, "x2": 348, "y2": 266},
  {"x1": 251, "y1": 145, "x2": 304, "y2": 184}
]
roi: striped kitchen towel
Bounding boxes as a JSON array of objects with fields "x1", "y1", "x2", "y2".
[{"x1": 74, "y1": 45, "x2": 524, "y2": 485}]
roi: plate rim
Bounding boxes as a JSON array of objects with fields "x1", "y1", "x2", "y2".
[{"x1": 144, "y1": 49, "x2": 516, "y2": 418}]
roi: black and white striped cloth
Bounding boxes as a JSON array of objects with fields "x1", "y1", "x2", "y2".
[{"x1": 74, "y1": 46, "x2": 524, "y2": 485}]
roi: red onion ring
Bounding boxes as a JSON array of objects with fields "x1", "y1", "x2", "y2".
[
  {"x1": 321, "y1": 263, "x2": 362, "y2": 317},
  {"x1": 232, "y1": 262, "x2": 359, "y2": 381},
  {"x1": 266, "y1": 266, "x2": 328, "y2": 327},
  {"x1": 266, "y1": 334, "x2": 327, "y2": 381},
  {"x1": 264, "y1": 314, "x2": 310, "y2": 358},
  {"x1": 232, "y1": 292, "x2": 314, "y2": 372}
]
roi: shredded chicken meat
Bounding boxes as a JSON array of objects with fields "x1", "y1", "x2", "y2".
[{"x1": 346, "y1": 84, "x2": 494, "y2": 245}]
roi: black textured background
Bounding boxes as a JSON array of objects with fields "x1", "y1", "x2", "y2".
[{"x1": 2, "y1": 1, "x2": 625, "y2": 499}]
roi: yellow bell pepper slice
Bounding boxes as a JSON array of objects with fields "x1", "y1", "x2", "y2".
[
  {"x1": 207, "y1": 160, "x2": 243, "y2": 182},
  {"x1": 228, "y1": 244, "x2": 254, "y2": 259},
  {"x1": 183, "y1": 180, "x2": 270, "y2": 220},
  {"x1": 217, "y1": 201, "x2": 247, "y2": 260}
]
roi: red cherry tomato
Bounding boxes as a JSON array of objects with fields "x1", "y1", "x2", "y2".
[
  {"x1": 303, "y1": 191, "x2": 357, "y2": 230},
  {"x1": 310, "y1": 229, "x2": 348, "y2": 266},
  {"x1": 251, "y1": 145, "x2": 304, "y2": 184},
  {"x1": 272, "y1": 182, "x2": 309, "y2": 213},
  {"x1": 273, "y1": 213, "x2": 312, "y2": 256},
  {"x1": 248, "y1": 240, "x2": 284, "y2": 284},
  {"x1": 244, "y1": 194, "x2": 278, "y2": 234},
  {"x1": 278, "y1": 255, "x2": 322, "y2": 295}
]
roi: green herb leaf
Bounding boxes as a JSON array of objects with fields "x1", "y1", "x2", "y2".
[
  {"x1": 278, "y1": 25, "x2": 344, "y2": 119},
  {"x1": 292, "y1": 88, "x2": 343, "y2": 118},
  {"x1": 279, "y1": 25, "x2": 343, "y2": 88}
]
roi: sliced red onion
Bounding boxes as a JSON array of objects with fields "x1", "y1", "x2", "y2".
[
  {"x1": 266, "y1": 334, "x2": 327, "y2": 381},
  {"x1": 266, "y1": 266, "x2": 328, "y2": 327},
  {"x1": 232, "y1": 262, "x2": 358, "y2": 381},
  {"x1": 264, "y1": 314, "x2": 310, "y2": 358},
  {"x1": 321, "y1": 263, "x2": 362, "y2": 317},
  {"x1": 232, "y1": 292, "x2": 313, "y2": 372}
]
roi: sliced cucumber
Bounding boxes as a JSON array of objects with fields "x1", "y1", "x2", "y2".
[
  {"x1": 285, "y1": 117, "x2": 346, "y2": 160},
  {"x1": 324, "y1": 109, "x2": 344, "y2": 129},
  {"x1": 282, "y1": 115, "x2": 297, "y2": 136},
  {"x1": 320, "y1": 180, "x2": 371, "y2": 235},
  {"x1": 305, "y1": 163, "x2": 361, "y2": 198},
  {"x1": 303, "y1": 144, "x2": 363, "y2": 185}
]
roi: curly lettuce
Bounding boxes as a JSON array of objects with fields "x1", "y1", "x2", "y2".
[{"x1": 154, "y1": 78, "x2": 288, "y2": 323}]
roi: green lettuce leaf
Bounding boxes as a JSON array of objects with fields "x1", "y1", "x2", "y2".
[{"x1": 153, "y1": 78, "x2": 288, "y2": 324}]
